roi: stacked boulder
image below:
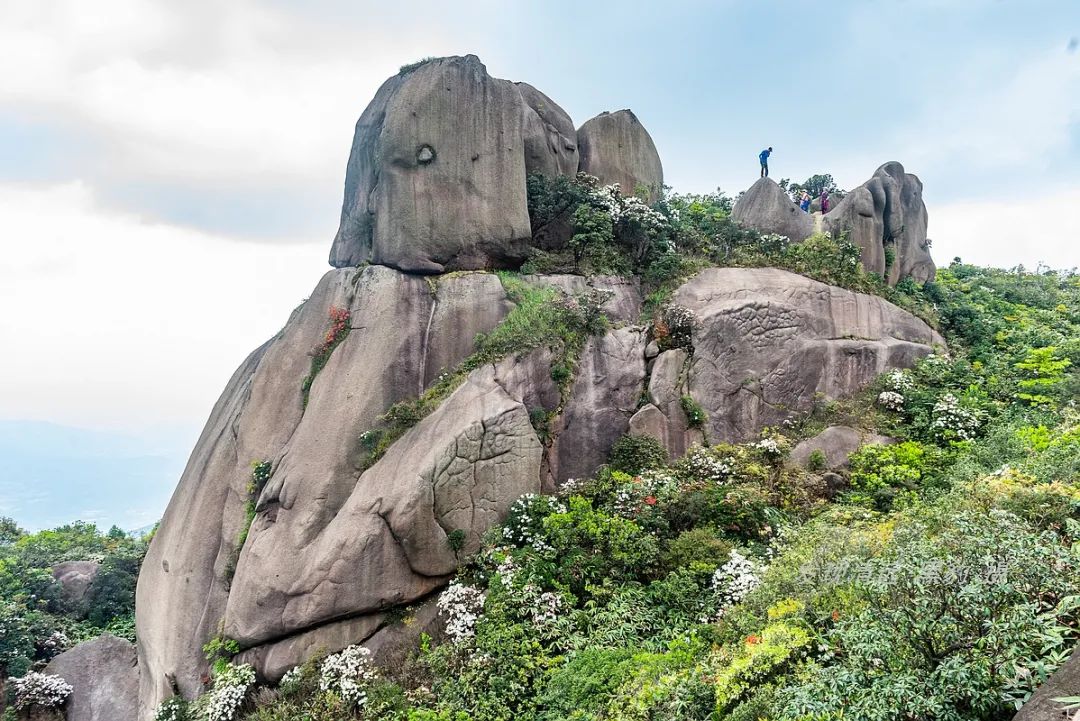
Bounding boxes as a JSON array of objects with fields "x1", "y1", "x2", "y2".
[
  {"x1": 329, "y1": 55, "x2": 664, "y2": 273},
  {"x1": 732, "y1": 162, "x2": 936, "y2": 284}
]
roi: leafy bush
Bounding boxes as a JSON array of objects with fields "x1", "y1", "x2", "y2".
[{"x1": 608, "y1": 435, "x2": 668, "y2": 475}]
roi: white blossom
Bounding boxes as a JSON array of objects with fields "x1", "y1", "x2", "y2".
[
  {"x1": 877, "y1": 390, "x2": 905, "y2": 411},
  {"x1": 11, "y1": 671, "x2": 72, "y2": 709},
  {"x1": 931, "y1": 393, "x2": 981, "y2": 441},
  {"x1": 885, "y1": 369, "x2": 914, "y2": 392},
  {"x1": 319, "y1": 645, "x2": 378, "y2": 707},
  {"x1": 204, "y1": 663, "x2": 255, "y2": 721},
  {"x1": 437, "y1": 581, "x2": 485, "y2": 642},
  {"x1": 712, "y1": 550, "x2": 763, "y2": 614},
  {"x1": 679, "y1": 445, "x2": 735, "y2": 484}
]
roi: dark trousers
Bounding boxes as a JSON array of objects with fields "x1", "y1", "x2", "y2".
[{"x1": 760, "y1": 162, "x2": 768, "y2": 177}]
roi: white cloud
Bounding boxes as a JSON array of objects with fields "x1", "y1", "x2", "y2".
[
  {"x1": 0, "y1": 0, "x2": 443, "y2": 185},
  {"x1": 0, "y1": 180, "x2": 327, "y2": 432},
  {"x1": 932, "y1": 188, "x2": 1080, "y2": 270}
]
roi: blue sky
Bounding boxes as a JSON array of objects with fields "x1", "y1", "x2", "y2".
[{"x1": 0, "y1": 0, "x2": 1078, "y2": 529}]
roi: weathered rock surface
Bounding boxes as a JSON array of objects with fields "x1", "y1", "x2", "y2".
[
  {"x1": 51, "y1": 560, "x2": 99, "y2": 610},
  {"x1": 732, "y1": 178, "x2": 814, "y2": 244},
  {"x1": 329, "y1": 56, "x2": 535, "y2": 273},
  {"x1": 46, "y1": 635, "x2": 138, "y2": 721},
  {"x1": 551, "y1": 328, "x2": 647, "y2": 482},
  {"x1": 824, "y1": 162, "x2": 935, "y2": 283},
  {"x1": 525, "y1": 274, "x2": 643, "y2": 324},
  {"x1": 577, "y1": 110, "x2": 664, "y2": 202},
  {"x1": 629, "y1": 349, "x2": 703, "y2": 458},
  {"x1": 671, "y1": 268, "x2": 943, "y2": 443},
  {"x1": 1013, "y1": 646, "x2": 1080, "y2": 721},
  {"x1": 788, "y1": 425, "x2": 895, "y2": 470},
  {"x1": 517, "y1": 82, "x2": 579, "y2": 179}
]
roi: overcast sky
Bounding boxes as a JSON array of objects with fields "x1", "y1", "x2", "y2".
[{"x1": 1, "y1": 0, "x2": 1078, "y2": 528}]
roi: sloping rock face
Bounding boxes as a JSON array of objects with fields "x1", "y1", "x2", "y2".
[
  {"x1": 577, "y1": 110, "x2": 664, "y2": 202},
  {"x1": 136, "y1": 264, "x2": 943, "y2": 718},
  {"x1": 669, "y1": 268, "x2": 943, "y2": 443},
  {"x1": 824, "y1": 162, "x2": 935, "y2": 283},
  {"x1": 517, "y1": 82, "x2": 579, "y2": 178},
  {"x1": 45, "y1": 635, "x2": 139, "y2": 721},
  {"x1": 732, "y1": 178, "x2": 815, "y2": 244}
]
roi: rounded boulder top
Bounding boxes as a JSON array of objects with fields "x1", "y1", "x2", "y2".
[{"x1": 577, "y1": 109, "x2": 664, "y2": 203}]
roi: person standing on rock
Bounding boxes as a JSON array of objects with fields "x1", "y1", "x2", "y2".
[
  {"x1": 759, "y1": 147, "x2": 772, "y2": 177},
  {"x1": 819, "y1": 189, "x2": 830, "y2": 214}
]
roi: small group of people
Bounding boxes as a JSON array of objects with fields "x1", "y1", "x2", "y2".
[{"x1": 759, "y1": 147, "x2": 830, "y2": 214}]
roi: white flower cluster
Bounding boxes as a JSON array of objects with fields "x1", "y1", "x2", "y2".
[
  {"x1": 153, "y1": 696, "x2": 188, "y2": 721},
  {"x1": 319, "y1": 645, "x2": 378, "y2": 708},
  {"x1": 437, "y1": 581, "x2": 485, "y2": 642},
  {"x1": 501, "y1": 494, "x2": 565, "y2": 554},
  {"x1": 204, "y1": 663, "x2": 256, "y2": 721},
  {"x1": 279, "y1": 665, "x2": 305, "y2": 693},
  {"x1": 711, "y1": 550, "x2": 762, "y2": 613},
  {"x1": 592, "y1": 184, "x2": 669, "y2": 236},
  {"x1": 877, "y1": 390, "x2": 905, "y2": 411},
  {"x1": 885, "y1": 369, "x2": 914, "y2": 392},
  {"x1": 931, "y1": 393, "x2": 981, "y2": 441},
  {"x1": 557, "y1": 477, "x2": 586, "y2": 497},
  {"x1": 517, "y1": 584, "x2": 564, "y2": 628},
  {"x1": 680, "y1": 445, "x2": 735, "y2": 484},
  {"x1": 612, "y1": 469, "x2": 681, "y2": 517},
  {"x1": 754, "y1": 437, "x2": 783, "y2": 460},
  {"x1": 41, "y1": 630, "x2": 69, "y2": 656},
  {"x1": 11, "y1": 671, "x2": 73, "y2": 709}
]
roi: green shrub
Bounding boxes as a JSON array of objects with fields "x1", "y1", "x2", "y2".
[
  {"x1": 806, "y1": 449, "x2": 826, "y2": 472},
  {"x1": 680, "y1": 395, "x2": 707, "y2": 428},
  {"x1": 713, "y1": 621, "x2": 812, "y2": 714},
  {"x1": 608, "y1": 434, "x2": 668, "y2": 475},
  {"x1": 660, "y1": 528, "x2": 732, "y2": 572}
]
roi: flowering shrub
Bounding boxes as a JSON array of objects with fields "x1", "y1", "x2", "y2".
[
  {"x1": 885, "y1": 369, "x2": 914, "y2": 393},
  {"x1": 931, "y1": 392, "x2": 982, "y2": 441},
  {"x1": 300, "y1": 306, "x2": 351, "y2": 406},
  {"x1": 752, "y1": 436, "x2": 787, "y2": 462},
  {"x1": 877, "y1": 390, "x2": 905, "y2": 411},
  {"x1": 319, "y1": 644, "x2": 379, "y2": 707},
  {"x1": 11, "y1": 671, "x2": 72, "y2": 709},
  {"x1": 202, "y1": 663, "x2": 255, "y2": 721},
  {"x1": 153, "y1": 696, "x2": 190, "y2": 721},
  {"x1": 437, "y1": 582, "x2": 485, "y2": 642},
  {"x1": 712, "y1": 550, "x2": 763, "y2": 612},
  {"x1": 676, "y1": 445, "x2": 735, "y2": 485},
  {"x1": 501, "y1": 494, "x2": 565, "y2": 554}
]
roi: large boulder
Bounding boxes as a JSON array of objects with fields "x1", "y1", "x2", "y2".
[
  {"x1": 330, "y1": 56, "x2": 547, "y2": 273},
  {"x1": 670, "y1": 268, "x2": 943, "y2": 443},
  {"x1": 824, "y1": 162, "x2": 935, "y2": 283},
  {"x1": 732, "y1": 178, "x2": 814, "y2": 243},
  {"x1": 517, "y1": 82, "x2": 579, "y2": 179},
  {"x1": 1014, "y1": 646, "x2": 1080, "y2": 721},
  {"x1": 45, "y1": 635, "x2": 139, "y2": 721},
  {"x1": 577, "y1": 110, "x2": 664, "y2": 202},
  {"x1": 51, "y1": 560, "x2": 99, "y2": 611}
]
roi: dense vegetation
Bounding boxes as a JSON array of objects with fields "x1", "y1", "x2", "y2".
[{"x1": 0, "y1": 520, "x2": 148, "y2": 711}]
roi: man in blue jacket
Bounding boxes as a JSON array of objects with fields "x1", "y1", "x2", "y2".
[{"x1": 759, "y1": 147, "x2": 773, "y2": 177}]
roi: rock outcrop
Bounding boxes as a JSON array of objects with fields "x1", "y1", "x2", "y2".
[
  {"x1": 667, "y1": 268, "x2": 943, "y2": 444},
  {"x1": 733, "y1": 163, "x2": 936, "y2": 284},
  {"x1": 130, "y1": 55, "x2": 946, "y2": 721},
  {"x1": 732, "y1": 178, "x2": 814, "y2": 244},
  {"x1": 328, "y1": 57, "x2": 660, "y2": 273},
  {"x1": 824, "y1": 162, "x2": 935, "y2": 283},
  {"x1": 45, "y1": 635, "x2": 139, "y2": 721},
  {"x1": 577, "y1": 110, "x2": 664, "y2": 202}
]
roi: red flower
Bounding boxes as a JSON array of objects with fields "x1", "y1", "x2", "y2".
[
  {"x1": 745, "y1": 635, "x2": 761, "y2": 645},
  {"x1": 644, "y1": 496, "x2": 657, "y2": 506}
]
